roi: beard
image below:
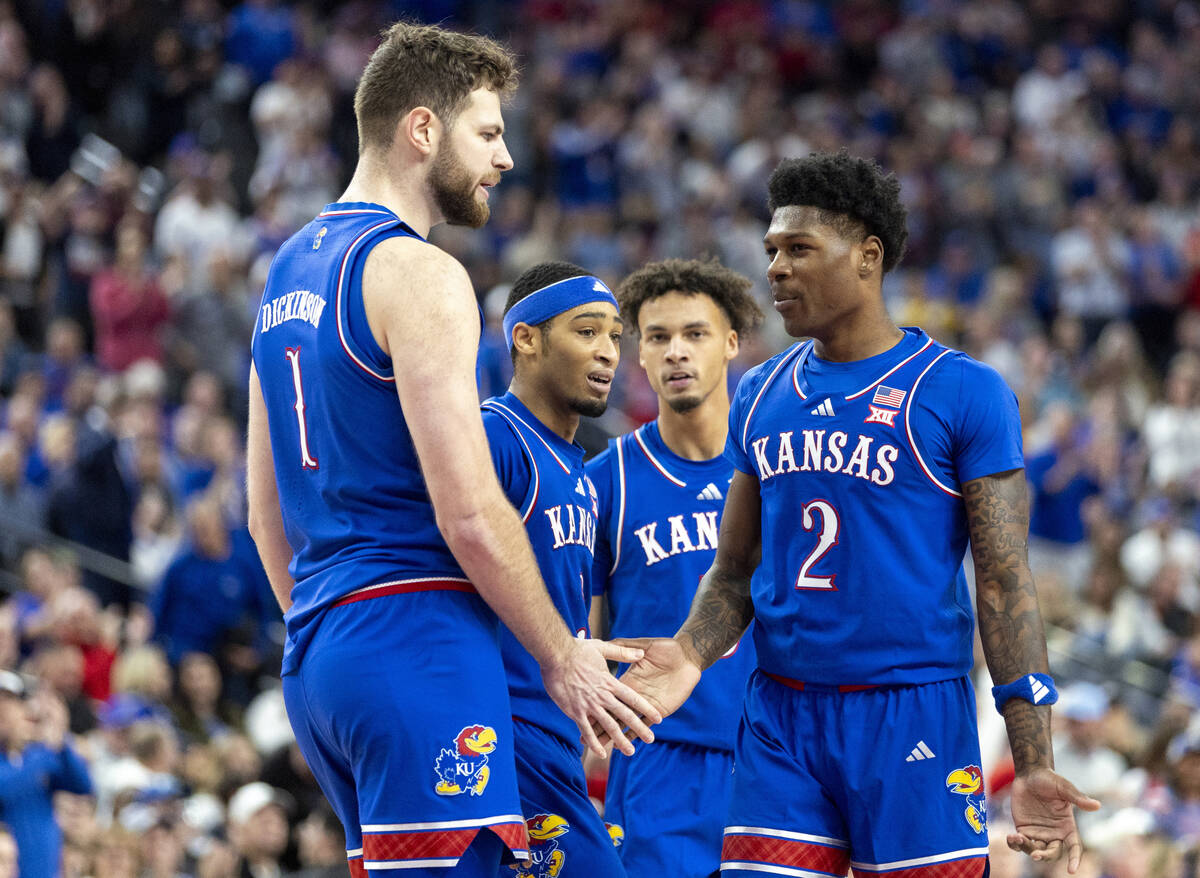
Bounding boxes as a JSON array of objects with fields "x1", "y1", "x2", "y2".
[
  {"x1": 666, "y1": 394, "x2": 703, "y2": 414},
  {"x1": 430, "y1": 142, "x2": 489, "y2": 228},
  {"x1": 569, "y1": 396, "x2": 608, "y2": 418}
]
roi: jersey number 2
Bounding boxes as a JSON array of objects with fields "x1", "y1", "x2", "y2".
[
  {"x1": 795, "y1": 499, "x2": 839, "y2": 590},
  {"x1": 285, "y1": 347, "x2": 318, "y2": 470}
]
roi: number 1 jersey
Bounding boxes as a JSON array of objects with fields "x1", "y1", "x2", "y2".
[
  {"x1": 724, "y1": 327, "x2": 1023, "y2": 685},
  {"x1": 250, "y1": 203, "x2": 471, "y2": 674}
]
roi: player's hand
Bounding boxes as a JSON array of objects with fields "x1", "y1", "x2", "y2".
[
  {"x1": 541, "y1": 638, "x2": 662, "y2": 760},
  {"x1": 593, "y1": 637, "x2": 702, "y2": 749},
  {"x1": 1007, "y1": 767, "x2": 1100, "y2": 873}
]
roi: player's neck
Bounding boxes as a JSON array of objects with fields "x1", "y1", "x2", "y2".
[
  {"x1": 339, "y1": 156, "x2": 438, "y2": 239},
  {"x1": 509, "y1": 380, "x2": 580, "y2": 444},
  {"x1": 656, "y1": 383, "x2": 730, "y2": 461},
  {"x1": 811, "y1": 308, "x2": 904, "y2": 363}
]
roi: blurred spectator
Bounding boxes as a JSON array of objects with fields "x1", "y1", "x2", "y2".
[
  {"x1": 1026, "y1": 402, "x2": 1101, "y2": 597},
  {"x1": 150, "y1": 494, "x2": 274, "y2": 669},
  {"x1": 1052, "y1": 200, "x2": 1132, "y2": 345},
  {"x1": 171, "y1": 651, "x2": 238, "y2": 745},
  {"x1": 0, "y1": 432, "x2": 44, "y2": 569},
  {"x1": 1143, "y1": 352, "x2": 1200, "y2": 497},
  {"x1": 285, "y1": 803, "x2": 345, "y2": 878},
  {"x1": 227, "y1": 782, "x2": 292, "y2": 878},
  {"x1": 1156, "y1": 718, "x2": 1200, "y2": 847},
  {"x1": 44, "y1": 423, "x2": 133, "y2": 608},
  {"x1": 1052, "y1": 682, "x2": 1130, "y2": 838},
  {"x1": 0, "y1": 670, "x2": 92, "y2": 878},
  {"x1": 89, "y1": 219, "x2": 170, "y2": 374}
]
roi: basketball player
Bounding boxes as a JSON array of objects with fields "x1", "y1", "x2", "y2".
[
  {"x1": 481, "y1": 261, "x2": 630, "y2": 878},
  {"x1": 246, "y1": 24, "x2": 657, "y2": 876},
  {"x1": 586, "y1": 259, "x2": 762, "y2": 877},
  {"x1": 609, "y1": 152, "x2": 1101, "y2": 876}
]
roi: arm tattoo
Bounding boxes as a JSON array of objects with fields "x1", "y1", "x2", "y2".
[
  {"x1": 678, "y1": 561, "x2": 755, "y2": 671},
  {"x1": 964, "y1": 469, "x2": 1054, "y2": 773}
]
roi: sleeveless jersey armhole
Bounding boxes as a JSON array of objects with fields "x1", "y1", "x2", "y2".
[
  {"x1": 903, "y1": 351, "x2": 962, "y2": 496},
  {"x1": 340, "y1": 224, "x2": 422, "y2": 378},
  {"x1": 609, "y1": 436, "x2": 630, "y2": 575},
  {"x1": 480, "y1": 404, "x2": 539, "y2": 522}
]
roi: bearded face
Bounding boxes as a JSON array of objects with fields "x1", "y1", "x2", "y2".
[{"x1": 430, "y1": 138, "x2": 490, "y2": 229}]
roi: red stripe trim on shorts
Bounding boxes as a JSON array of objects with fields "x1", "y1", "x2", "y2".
[
  {"x1": 764, "y1": 671, "x2": 878, "y2": 693},
  {"x1": 362, "y1": 820, "x2": 529, "y2": 862},
  {"x1": 329, "y1": 579, "x2": 476, "y2": 609},
  {"x1": 855, "y1": 857, "x2": 988, "y2": 877},
  {"x1": 346, "y1": 855, "x2": 367, "y2": 878},
  {"x1": 722, "y1": 833, "x2": 850, "y2": 875}
]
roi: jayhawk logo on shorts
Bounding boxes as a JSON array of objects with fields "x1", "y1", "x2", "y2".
[
  {"x1": 434, "y1": 725, "x2": 497, "y2": 797},
  {"x1": 510, "y1": 814, "x2": 570, "y2": 877},
  {"x1": 604, "y1": 822, "x2": 624, "y2": 848},
  {"x1": 945, "y1": 764, "x2": 987, "y2": 834}
]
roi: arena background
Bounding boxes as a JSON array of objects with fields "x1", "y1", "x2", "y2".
[{"x1": 0, "y1": 0, "x2": 1198, "y2": 874}]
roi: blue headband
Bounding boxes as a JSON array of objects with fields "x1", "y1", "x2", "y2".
[{"x1": 502, "y1": 275, "x2": 619, "y2": 346}]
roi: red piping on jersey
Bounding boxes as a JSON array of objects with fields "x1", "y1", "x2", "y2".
[
  {"x1": 763, "y1": 671, "x2": 877, "y2": 693},
  {"x1": 790, "y1": 340, "x2": 814, "y2": 400},
  {"x1": 334, "y1": 219, "x2": 402, "y2": 383},
  {"x1": 633, "y1": 426, "x2": 686, "y2": 487},
  {"x1": 329, "y1": 578, "x2": 475, "y2": 608},
  {"x1": 744, "y1": 343, "x2": 807, "y2": 453},
  {"x1": 610, "y1": 436, "x2": 628, "y2": 574},
  {"x1": 481, "y1": 402, "x2": 541, "y2": 522},
  {"x1": 902, "y1": 349, "x2": 961, "y2": 498}
]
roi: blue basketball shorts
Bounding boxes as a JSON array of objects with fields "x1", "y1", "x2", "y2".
[
  {"x1": 722, "y1": 671, "x2": 989, "y2": 877},
  {"x1": 281, "y1": 588, "x2": 528, "y2": 876},
  {"x1": 504, "y1": 719, "x2": 625, "y2": 878},
  {"x1": 603, "y1": 739, "x2": 733, "y2": 878}
]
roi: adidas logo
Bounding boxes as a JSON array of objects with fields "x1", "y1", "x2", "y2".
[
  {"x1": 575, "y1": 478, "x2": 586, "y2": 496},
  {"x1": 593, "y1": 280, "x2": 609, "y2": 293},
  {"x1": 905, "y1": 741, "x2": 936, "y2": 762},
  {"x1": 1029, "y1": 674, "x2": 1050, "y2": 704},
  {"x1": 809, "y1": 399, "x2": 835, "y2": 417},
  {"x1": 696, "y1": 482, "x2": 723, "y2": 501}
]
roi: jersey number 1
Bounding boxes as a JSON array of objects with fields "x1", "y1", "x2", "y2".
[
  {"x1": 285, "y1": 347, "x2": 318, "y2": 469},
  {"x1": 796, "y1": 499, "x2": 839, "y2": 590}
]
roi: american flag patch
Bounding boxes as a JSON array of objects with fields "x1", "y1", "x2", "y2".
[{"x1": 873, "y1": 385, "x2": 906, "y2": 408}]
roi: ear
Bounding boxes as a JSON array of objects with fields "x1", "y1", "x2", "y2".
[
  {"x1": 399, "y1": 107, "x2": 440, "y2": 157},
  {"x1": 725, "y1": 328, "x2": 739, "y2": 362},
  {"x1": 511, "y1": 323, "x2": 539, "y2": 359},
  {"x1": 857, "y1": 235, "x2": 884, "y2": 277}
]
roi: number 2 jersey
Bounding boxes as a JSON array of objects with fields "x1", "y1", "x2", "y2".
[
  {"x1": 724, "y1": 327, "x2": 1023, "y2": 686},
  {"x1": 250, "y1": 203, "x2": 474, "y2": 675},
  {"x1": 589, "y1": 421, "x2": 756, "y2": 751}
]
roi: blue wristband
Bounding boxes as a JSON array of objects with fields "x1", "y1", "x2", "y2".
[{"x1": 991, "y1": 673, "x2": 1058, "y2": 714}]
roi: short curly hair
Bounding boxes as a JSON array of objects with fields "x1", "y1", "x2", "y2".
[
  {"x1": 617, "y1": 258, "x2": 763, "y2": 336},
  {"x1": 767, "y1": 151, "x2": 909, "y2": 273}
]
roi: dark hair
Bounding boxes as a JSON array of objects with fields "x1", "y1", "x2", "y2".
[
  {"x1": 354, "y1": 22, "x2": 518, "y2": 152},
  {"x1": 504, "y1": 261, "x2": 591, "y2": 363},
  {"x1": 767, "y1": 151, "x2": 909, "y2": 273},
  {"x1": 617, "y1": 258, "x2": 763, "y2": 335}
]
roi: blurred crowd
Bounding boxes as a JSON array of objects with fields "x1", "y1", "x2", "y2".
[{"x1": 0, "y1": 0, "x2": 1199, "y2": 875}]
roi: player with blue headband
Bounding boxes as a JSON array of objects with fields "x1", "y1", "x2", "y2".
[
  {"x1": 484, "y1": 261, "x2": 632, "y2": 877},
  {"x1": 502, "y1": 273, "x2": 620, "y2": 352}
]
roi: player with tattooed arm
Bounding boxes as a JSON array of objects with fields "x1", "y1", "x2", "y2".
[{"x1": 611, "y1": 152, "x2": 1100, "y2": 877}]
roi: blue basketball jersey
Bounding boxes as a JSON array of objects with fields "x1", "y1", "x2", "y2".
[
  {"x1": 482, "y1": 391, "x2": 596, "y2": 750},
  {"x1": 589, "y1": 421, "x2": 756, "y2": 750},
  {"x1": 725, "y1": 327, "x2": 1023, "y2": 685},
  {"x1": 250, "y1": 202, "x2": 472, "y2": 673}
]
